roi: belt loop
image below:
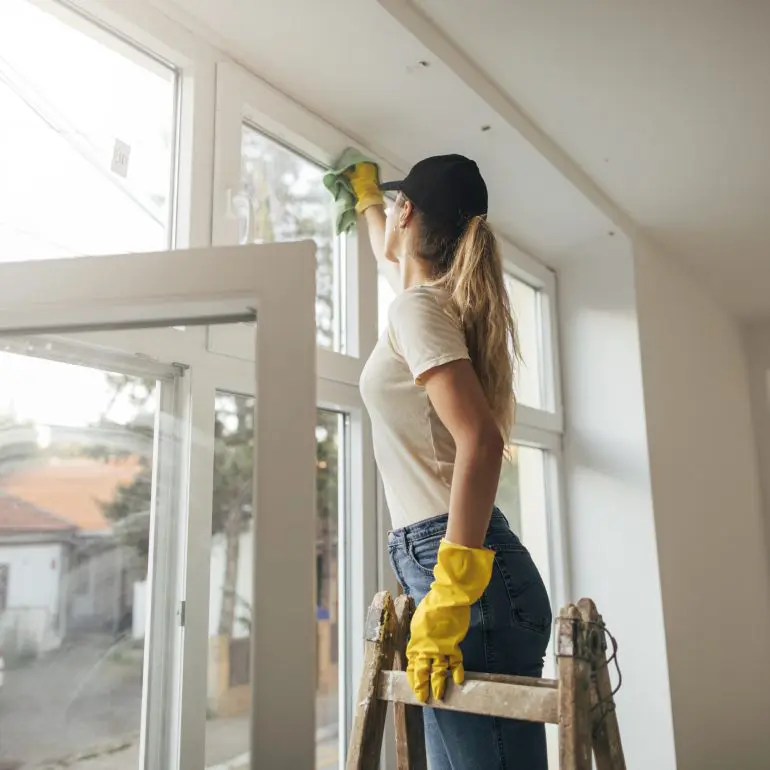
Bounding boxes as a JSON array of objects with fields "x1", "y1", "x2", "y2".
[{"x1": 388, "y1": 528, "x2": 405, "y2": 549}]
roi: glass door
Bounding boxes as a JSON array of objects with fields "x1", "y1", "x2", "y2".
[
  {"x1": 0, "y1": 342, "x2": 178, "y2": 769},
  {"x1": 203, "y1": 394, "x2": 348, "y2": 770},
  {"x1": 0, "y1": 242, "x2": 319, "y2": 770},
  {"x1": 212, "y1": 61, "x2": 382, "y2": 769}
]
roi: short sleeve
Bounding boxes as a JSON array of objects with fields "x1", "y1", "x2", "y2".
[{"x1": 388, "y1": 287, "x2": 469, "y2": 384}]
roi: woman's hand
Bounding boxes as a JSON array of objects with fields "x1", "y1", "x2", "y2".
[
  {"x1": 344, "y1": 162, "x2": 383, "y2": 213},
  {"x1": 344, "y1": 163, "x2": 401, "y2": 290},
  {"x1": 406, "y1": 539, "x2": 494, "y2": 702}
]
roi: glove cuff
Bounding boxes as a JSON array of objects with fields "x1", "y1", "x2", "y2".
[
  {"x1": 432, "y1": 539, "x2": 494, "y2": 604},
  {"x1": 354, "y1": 190, "x2": 384, "y2": 213}
]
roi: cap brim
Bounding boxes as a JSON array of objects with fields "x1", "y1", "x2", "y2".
[{"x1": 378, "y1": 180, "x2": 403, "y2": 192}]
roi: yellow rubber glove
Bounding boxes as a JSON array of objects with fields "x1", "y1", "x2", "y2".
[
  {"x1": 406, "y1": 539, "x2": 495, "y2": 702},
  {"x1": 344, "y1": 162, "x2": 384, "y2": 213}
]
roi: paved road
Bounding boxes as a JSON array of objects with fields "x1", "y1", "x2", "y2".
[
  {"x1": 0, "y1": 635, "x2": 143, "y2": 767},
  {"x1": 12, "y1": 726, "x2": 339, "y2": 770},
  {"x1": 16, "y1": 731, "x2": 339, "y2": 770},
  {"x1": 0, "y1": 636, "x2": 340, "y2": 769}
]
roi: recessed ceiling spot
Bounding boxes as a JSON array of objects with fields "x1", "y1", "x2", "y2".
[{"x1": 406, "y1": 60, "x2": 431, "y2": 74}]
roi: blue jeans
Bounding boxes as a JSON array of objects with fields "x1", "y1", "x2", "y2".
[{"x1": 388, "y1": 510, "x2": 552, "y2": 770}]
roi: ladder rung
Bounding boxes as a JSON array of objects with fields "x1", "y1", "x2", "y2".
[{"x1": 378, "y1": 671, "x2": 559, "y2": 724}]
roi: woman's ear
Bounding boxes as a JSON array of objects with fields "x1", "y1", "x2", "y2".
[{"x1": 399, "y1": 198, "x2": 415, "y2": 229}]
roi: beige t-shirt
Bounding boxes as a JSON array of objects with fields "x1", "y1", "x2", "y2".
[{"x1": 360, "y1": 285, "x2": 470, "y2": 529}]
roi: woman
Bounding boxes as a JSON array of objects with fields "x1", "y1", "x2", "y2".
[{"x1": 349, "y1": 154, "x2": 552, "y2": 769}]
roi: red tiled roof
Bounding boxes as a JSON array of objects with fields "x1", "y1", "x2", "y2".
[
  {"x1": 1, "y1": 456, "x2": 142, "y2": 532},
  {"x1": 0, "y1": 492, "x2": 75, "y2": 534}
]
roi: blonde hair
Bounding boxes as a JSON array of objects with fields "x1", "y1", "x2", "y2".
[{"x1": 401, "y1": 194, "x2": 521, "y2": 437}]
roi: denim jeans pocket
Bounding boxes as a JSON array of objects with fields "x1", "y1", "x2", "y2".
[
  {"x1": 405, "y1": 532, "x2": 441, "y2": 578},
  {"x1": 492, "y1": 547, "x2": 552, "y2": 636}
]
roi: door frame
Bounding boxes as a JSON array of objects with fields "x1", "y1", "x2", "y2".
[
  {"x1": 0, "y1": 242, "x2": 318, "y2": 770},
  {"x1": 211, "y1": 60, "x2": 383, "y2": 760}
]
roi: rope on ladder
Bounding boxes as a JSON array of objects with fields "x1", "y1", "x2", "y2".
[{"x1": 588, "y1": 621, "x2": 623, "y2": 737}]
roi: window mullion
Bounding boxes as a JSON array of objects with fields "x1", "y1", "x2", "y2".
[{"x1": 515, "y1": 404, "x2": 563, "y2": 434}]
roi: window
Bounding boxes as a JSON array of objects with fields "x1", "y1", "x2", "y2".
[
  {"x1": 505, "y1": 274, "x2": 545, "y2": 410},
  {"x1": 237, "y1": 125, "x2": 344, "y2": 350},
  {"x1": 378, "y1": 272, "x2": 397, "y2": 336},
  {"x1": 1, "y1": 244, "x2": 322, "y2": 769},
  {"x1": 499, "y1": 254, "x2": 564, "y2": 611},
  {"x1": 496, "y1": 446, "x2": 552, "y2": 666},
  {"x1": 0, "y1": 350, "x2": 158, "y2": 766},
  {"x1": 0, "y1": 0, "x2": 177, "y2": 261},
  {"x1": 211, "y1": 62, "x2": 383, "y2": 766},
  {"x1": 206, "y1": 397, "x2": 346, "y2": 770}
]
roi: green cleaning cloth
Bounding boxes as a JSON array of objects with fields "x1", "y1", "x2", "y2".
[{"x1": 323, "y1": 147, "x2": 379, "y2": 234}]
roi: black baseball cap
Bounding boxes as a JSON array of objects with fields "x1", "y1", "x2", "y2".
[{"x1": 380, "y1": 154, "x2": 488, "y2": 231}]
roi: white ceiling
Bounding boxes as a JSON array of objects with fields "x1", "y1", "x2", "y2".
[
  {"x1": 154, "y1": 0, "x2": 770, "y2": 318},
  {"x1": 413, "y1": 0, "x2": 770, "y2": 318}
]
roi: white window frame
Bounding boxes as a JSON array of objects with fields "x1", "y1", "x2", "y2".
[
  {"x1": 30, "y1": 0, "x2": 221, "y2": 253},
  {"x1": 210, "y1": 60, "x2": 404, "y2": 757},
  {"x1": 500, "y1": 238, "x2": 564, "y2": 435},
  {"x1": 497, "y1": 238, "x2": 570, "y2": 632},
  {"x1": 0, "y1": 243, "x2": 319, "y2": 770}
]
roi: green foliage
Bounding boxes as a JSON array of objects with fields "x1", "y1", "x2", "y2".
[
  {"x1": 212, "y1": 393, "x2": 254, "y2": 535},
  {"x1": 315, "y1": 410, "x2": 339, "y2": 524},
  {"x1": 240, "y1": 127, "x2": 336, "y2": 348},
  {"x1": 103, "y1": 469, "x2": 152, "y2": 557}
]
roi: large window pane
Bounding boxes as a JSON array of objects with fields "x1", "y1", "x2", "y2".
[
  {"x1": 0, "y1": 351, "x2": 157, "y2": 766},
  {"x1": 504, "y1": 275, "x2": 544, "y2": 409},
  {"x1": 378, "y1": 272, "x2": 397, "y2": 336},
  {"x1": 239, "y1": 126, "x2": 343, "y2": 351},
  {"x1": 206, "y1": 396, "x2": 344, "y2": 769},
  {"x1": 495, "y1": 446, "x2": 552, "y2": 658},
  {"x1": 0, "y1": 0, "x2": 177, "y2": 261},
  {"x1": 496, "y1": 444, "x2": 556, "y2": 763}
]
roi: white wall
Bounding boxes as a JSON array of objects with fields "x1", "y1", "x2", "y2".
[
  {"x1": 0, "y1": 540, "x2": 65, "y2": 653},
  {"x1": 558, "y1": 236, "x2": 677, "y2": 768},
  {"x1": 69, "y1": 545, "x2": 125, "y2": 631},
  {"x1": 635, "y1": 240, "x2": 770, "y2": 770},
  {"x1": 744, "y1": 322, "x2": 770, "y2": 559}
]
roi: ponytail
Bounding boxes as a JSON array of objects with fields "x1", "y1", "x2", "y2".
[
  {"x1": 398, "y1": 193, "x2": 521, "y2": 437},
  {"x1": 434, "y1": 217, "x2": 520, "y2": 438}
]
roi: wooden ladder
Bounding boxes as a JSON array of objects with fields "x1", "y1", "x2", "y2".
[{"x1": 346, "y1": 591, "x2": 625, "y2": 770}]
